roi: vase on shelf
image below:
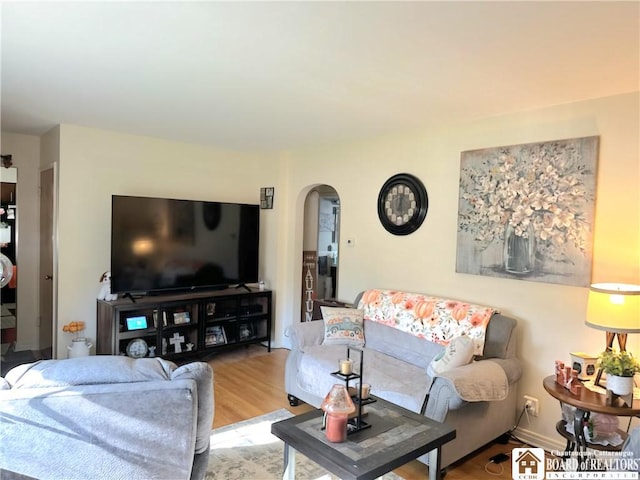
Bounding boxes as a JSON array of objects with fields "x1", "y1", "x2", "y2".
[
  {"x1": 68, "y1": 337, "x2": 92, "y2": 358},
  {"x1": 503, "y1": 222, "x2": 535, "y2": 274}
]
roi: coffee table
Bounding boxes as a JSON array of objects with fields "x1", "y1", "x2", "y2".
[{"x1": 271, "y1": 396, "x2": 456, "y2": 480}]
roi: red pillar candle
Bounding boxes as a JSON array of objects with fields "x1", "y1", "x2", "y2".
[
  {"x1": 321, "y1": 384, "x2": 356, "y2": 443},
  {"x1": 325, "y1": 413, "x2": 349, "y2": 442}
]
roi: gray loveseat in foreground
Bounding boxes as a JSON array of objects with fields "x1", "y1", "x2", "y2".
[
  {"x1": 0, "y1": 355, "x2": 214, "y2": 480},
  {"x1": 285, "y1": 289, "x2": 522, "y2": 469}
]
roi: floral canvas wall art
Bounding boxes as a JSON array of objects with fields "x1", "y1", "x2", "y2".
[{"x1": 456, "y1": 136, "x2": 598, "y2": 286}]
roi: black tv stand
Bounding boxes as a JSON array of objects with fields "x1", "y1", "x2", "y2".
[{"x1": 97, "y1": 288, "x2": 273, "y2": 359}]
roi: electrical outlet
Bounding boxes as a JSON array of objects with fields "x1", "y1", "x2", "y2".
[{"x1": 524, "y1": 395, "x2": 539, "y2": 416}]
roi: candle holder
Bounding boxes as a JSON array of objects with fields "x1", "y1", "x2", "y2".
[{"x1": 330, "y1": 346, "x2": 376, "y2": 434}]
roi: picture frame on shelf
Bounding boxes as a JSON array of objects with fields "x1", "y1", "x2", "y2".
[
  {"x1": 206, "y1": 302, "x2": 216, "y2": 316},
  {"x1": 205, "y1": 325, "x2": 227, "y2": 346},
  {"x1": 239, "y1": 322, "x2": 256, "y2": 341},
  {"x1": 173, "y1": 311, "x2": 190, "y2": 325}
]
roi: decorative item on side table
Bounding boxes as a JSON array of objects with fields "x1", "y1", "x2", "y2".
[
  {"x1": 597, "y1": 349, "x2": 640, "y2": 406},
  {"x1": 554, "y1": 360, "x2": 582, "y2": 396},
  {"x1": 570, "y1": 352, "x2": 598, "y2": 381},
  {"x1": 585, "y1": 282, "x2": 640, "y2": 387},
  {"x1": 62, "y1": 321, "x2": 92, "y2": 358}
]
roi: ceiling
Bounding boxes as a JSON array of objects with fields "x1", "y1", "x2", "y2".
[{"x1": 1, "y1": 1, "x2": 638, "y2": 153}]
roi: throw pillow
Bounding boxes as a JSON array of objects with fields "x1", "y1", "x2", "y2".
[
  {"x1": 428, "y1": 335, "x2": 475, "y2": 376},
  {"x1": 321, "y1": 306, "x2": 365, "y2": 347}
]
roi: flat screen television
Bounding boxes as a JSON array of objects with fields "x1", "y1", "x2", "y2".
[{"x1": 110, "y1": 195, "x2": 259, "y2": 295}]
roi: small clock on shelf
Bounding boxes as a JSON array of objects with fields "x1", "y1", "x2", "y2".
[
  {"x1": 377, "y1": 173, "x2": 428, "y2": 235},
  {"x1": 126, "y1": 338, "x2": 148, "y2": 358}
]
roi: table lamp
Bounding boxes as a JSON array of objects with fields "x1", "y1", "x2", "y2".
[{"x1": 585, "y1": 282, "x2": 640, "y2": 386}]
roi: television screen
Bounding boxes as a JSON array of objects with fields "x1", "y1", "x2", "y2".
[{"x1": 111, "y1": 195, "x2": 259, "y2": 295}]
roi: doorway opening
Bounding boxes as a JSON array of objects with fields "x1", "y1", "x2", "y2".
[{"x1": 301, "y1": 185, "x2": 341, "y2": 322}]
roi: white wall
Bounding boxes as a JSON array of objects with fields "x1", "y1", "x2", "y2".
[
  {"x1": 54, "y1": 124, "x2": 281, "y2": 356},
  {"x1": 40, "y1": 91, "x2": 640, "y2": 454},
  {"x1": 275, "y1": 92, "x2": 640, "y2": 450},
  {"x1": 0, "y1": 132, "x2": 41, "y2": 351}
]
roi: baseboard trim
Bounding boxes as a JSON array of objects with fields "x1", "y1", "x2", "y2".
[{"x1": 513, "y1": 426, "x2": 566, "y2": 452}]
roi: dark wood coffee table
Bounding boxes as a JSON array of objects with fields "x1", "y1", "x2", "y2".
[{"x1": 271, "y1": 396, "x2": 456, "y2": 480}]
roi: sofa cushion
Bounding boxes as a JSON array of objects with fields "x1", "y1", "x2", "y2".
[
  {"x1": 363, "y1": 319, "x2": 442, "y2": 370},
  {"x1": 5, "y1": 356, "x2": 175, "y2": 388},
  {"x1": 296, "y1": 344, "x2": 430, "y2": 413},
  {"x1": 475, "y1": 314, "x2": 517, "y2": 360},
  {"x1": 428, "y1": 335, "x2": 475, "y2": 376},
  {"x1": 321, "y1": 306, "x2": 365, "y2": 347},
  {"x1": 0, "y1": 377, "x2": 9, "y2": 390}
]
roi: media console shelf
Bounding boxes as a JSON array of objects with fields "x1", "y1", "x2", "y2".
[{"x1": 97, "y1": 288, "x2": 272, "y2": 360}]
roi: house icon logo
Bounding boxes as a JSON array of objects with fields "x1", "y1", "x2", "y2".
[{"x1": 512, "y1": 447, "x2": 545, "y2": 480}]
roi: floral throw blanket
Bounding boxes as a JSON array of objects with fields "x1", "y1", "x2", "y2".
[{"x1": 357, "y1": 289, "x2": 497, "y2": 355}]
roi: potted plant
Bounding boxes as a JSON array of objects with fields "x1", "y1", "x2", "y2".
[
  {"x1": 62, "y1": 321, "x2": 92, "y2": 358},
  {"x1": 598, "y1": 349, "x2": 640, "y2": 395}
]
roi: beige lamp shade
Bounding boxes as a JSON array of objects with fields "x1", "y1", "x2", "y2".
[{"x1": 585, "y1": 283, "x2": 640, "y2": 334}]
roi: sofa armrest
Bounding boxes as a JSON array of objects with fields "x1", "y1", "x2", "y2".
[
  {"x1": 287, "y1": 321, "x2": 325, "y2": 351},
  {"x1": 437, "y1": 359, "x2": 515, "y2": 401},
  {"x1": 172, "y1": 362, "x2": 214, "y2": 454},
  {"x1": 425, "y1": 358, "x2": 521, "y2": 421}
]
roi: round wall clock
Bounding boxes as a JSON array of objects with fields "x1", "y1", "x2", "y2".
[
  {"x1": 126, "y1": 338, "x2": 148, "y2": 358},
  {"x1": 377, "y1": 173, "x2": 428, "y2": 235}
]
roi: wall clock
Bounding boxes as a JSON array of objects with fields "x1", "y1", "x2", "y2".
[{"x1": 377, "y1": 173, "x2": 428, "y2": 235}]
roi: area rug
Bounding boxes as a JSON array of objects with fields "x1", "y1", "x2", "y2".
[{"x1": 206, "y1": 409, "x2": 404, "y2": 480}]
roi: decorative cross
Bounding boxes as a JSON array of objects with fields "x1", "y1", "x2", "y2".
[{"x1": 170, "y1": 332, "x2": 185, "y2": 354}]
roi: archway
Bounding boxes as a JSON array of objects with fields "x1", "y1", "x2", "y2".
[{"x1": 301, "y1": 185, "x2": 340, "y2": 322}]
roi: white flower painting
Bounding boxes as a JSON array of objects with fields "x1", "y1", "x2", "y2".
[{"x1": 456, "y1": 136, "x2": 598, "y2": 286}]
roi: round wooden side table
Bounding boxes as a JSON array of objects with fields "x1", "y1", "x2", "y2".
[{"x1": 543, "y1": 375, "x2": 640, "y2": 456}]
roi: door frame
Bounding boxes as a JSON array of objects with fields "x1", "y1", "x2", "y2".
[{"x1": 39, "y1": 164, "x2": 58, "y2": 358}]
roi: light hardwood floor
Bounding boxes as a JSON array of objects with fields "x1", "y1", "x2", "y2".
[{"x1": 206, "y1": 345, "x2": 524, "y2": 480}]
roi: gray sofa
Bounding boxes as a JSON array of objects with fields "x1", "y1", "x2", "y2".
[
  {"x1": 285, "y1": 290, "x2": 522, "y2": 468},
  {"x1": 0, "y1": 355, "x2": 214, "y2": 480}
]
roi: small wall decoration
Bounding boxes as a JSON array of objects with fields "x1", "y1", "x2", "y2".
[
  {"x1": 260, "y1": 187, "x2": 274, "y2": 209},
  {"x1": 456, "y1": 136, "x2": 598, "y2": 286}
]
